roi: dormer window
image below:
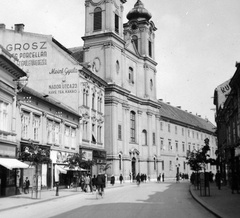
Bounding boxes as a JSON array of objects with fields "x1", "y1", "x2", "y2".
[{"x1": 94, "y1": 7, "x2": 102, "y2": 31}]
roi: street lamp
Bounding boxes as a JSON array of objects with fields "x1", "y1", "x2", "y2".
[{"x1": 176, "y1": 155, "x2": 180, "y2": 182}]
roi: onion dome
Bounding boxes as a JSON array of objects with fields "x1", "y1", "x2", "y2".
[{"x1": 126, "y1": 0, "x2": 152, "y2": 21}]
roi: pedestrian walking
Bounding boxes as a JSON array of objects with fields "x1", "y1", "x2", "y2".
[
  {"x1": 162, "y1": 173, "x2": 164, "y2": 182},
  {"x1": 84, "y1": 174, "x2": 90, "y2": 192},
  {"x1": 136, "y1": 173, "x2": 141, "y2": 186},
  {"x1": 96, "y1": 173, "x2": 105, "y2": 197},
  {"x1": 111, "y1": 175, "x2": 115, "y2": 185},
  {"x1": 24, "y1": 177, "x2": 30, "y2": 194},
  {"x1": 119, "y1": 174, "x2": 123, "y2": 184}
]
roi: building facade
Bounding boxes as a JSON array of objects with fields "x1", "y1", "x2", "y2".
[
  {"x1": 0, "y1": 23, "x2": 108, "y2": 180},
  {"x1": 16, "y1": 86, "x2": 81, "y2": 189},
  {"x1": 0, "y1": 0, "x2": 217, "y2": 185},
  {"x1": 214, "y1": 63, "x2": 240, "y2": 187},
  {"x1": 0, "y1": 44, "x2": 29, "y2": 197},
  {"x1": 70, "y1": 0, "x2": 217, "y2": 180}
]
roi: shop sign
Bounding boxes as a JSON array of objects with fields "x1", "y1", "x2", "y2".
[
  {"x1": 0, "y1": 144, "x2": 15, "y2": 157},
  {"x1": 82, "y1": 150, "x2": 93, "y2": 161},
  {"x1": 93, "y1": 150, "x2": 106, "y2": 159},
  {"x1": 51, "y1": 150, "x2": 72, "y2": 164}
]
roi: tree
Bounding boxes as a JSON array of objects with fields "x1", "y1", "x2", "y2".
[
  {"x1": 64, "y1": 152, "x2": 96, "y2": 171},
  {"x1": 18, "y1": 141, "x2": 52, "y2": 198},
  {"x1": 99, "y1": 162, "x2": 112, "y2": 172},
  {"x1": 186, "y1": 138, "x2": 216, "y2": 172}
]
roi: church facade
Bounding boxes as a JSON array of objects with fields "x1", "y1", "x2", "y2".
[{"x1": 70, "y1": 0, "x2": 217, "y2": 180}]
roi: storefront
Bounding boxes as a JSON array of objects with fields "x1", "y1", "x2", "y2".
[
  {"x1": 0, "y1": 157, "x2": 29, "y2": 197},
  {"x1": 51, "y1": 150, "x2": 83, "y2": 188}
]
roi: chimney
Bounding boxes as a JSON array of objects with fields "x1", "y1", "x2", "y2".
[
  {"x1": 14, "y1": 24, "x2": 25, "y2": 33},
  {"x1": 158, "y1": 99, "x2": 163, "y2": 102},
  {"x1": 0, "y1": 23, "x2": 6, "y2": 29},
  {"x1": 176, "y1": 106, "x2": 181, "y2": 109},
  {"x1": 167, "y1": 102, "x2": 170, "y2": 105}
]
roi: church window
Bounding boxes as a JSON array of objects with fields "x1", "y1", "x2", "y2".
[
  {"x1": 92, "y1": 93, "x2": 95, "y2": 109},
  {"x1": 115, "y1": 12, "x2": 119, "y2": 34},
  {"x1": 129, "y1": 67, "x2": 134, "y2": 84},
  {"x1": 142, "y1": 130, "x2": 147, "y2": 145},
  {"x1": 116, "y1": 60, "x2": 120, "y2": 74},
  {"x1": 118, "y1": 124, "x2": 122, "y2": 140},
  {"x1": 130, "y1": 111, "x2": 136, "y2": 142},
  {"x1": 132, "y1": 35, "x2": 138, "y2": 51},
  {"x1": 94, "y1": 7, "x2": 102, "y2": 31},
  {"x1": 148, "y1": 40, "x2": 152, "y2": 58},
  {"x1": 150, "y1": 79, "x2": 153, "y2": 90}
]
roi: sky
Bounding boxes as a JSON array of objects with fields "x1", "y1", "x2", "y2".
[{"x1": 1, "y1": 0, "x2": 240, "y2": 125}]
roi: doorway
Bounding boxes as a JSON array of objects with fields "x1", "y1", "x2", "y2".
[{"x1": 131, "y1": 157, "x2": 136, "y2": 180}]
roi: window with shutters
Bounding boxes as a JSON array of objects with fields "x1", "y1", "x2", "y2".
[{"x1": 94, "y1": 7, "x2": 102, "y2": 31}]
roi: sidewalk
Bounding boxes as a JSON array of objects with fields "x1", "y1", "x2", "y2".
[
  {"x1": 190, "y1": 182, "x2": 240, "y2": 218},
  {"x1": 0, "y1": 182, "x2": 127, "y2": 212}
]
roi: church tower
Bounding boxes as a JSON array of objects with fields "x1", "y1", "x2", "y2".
[
  {"x1": 124, "y1": 0, "x2": 157, "y2": 60},
  {"x1": 82, "y1": 0, "x2": 161, "y2": 179}
]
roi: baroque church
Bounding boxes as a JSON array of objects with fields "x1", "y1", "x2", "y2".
[{"x1": 71, "y1": 0, "x2": 217, "y2": 180}]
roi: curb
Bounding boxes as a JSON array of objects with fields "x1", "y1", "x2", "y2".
[{"x1": 189, "y1": 185, "x2": 223, "y2": 218}]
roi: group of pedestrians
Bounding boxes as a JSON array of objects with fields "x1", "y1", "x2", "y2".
[
  {"x1": 110, "y1": 174, "x2": 123, "y2": 185},
  {"x1": 157, "y1": 173, "x2": 165, "y2": 183},
  {"x1": 79, "y1": 173, "x2": 105, "y2": 194}
]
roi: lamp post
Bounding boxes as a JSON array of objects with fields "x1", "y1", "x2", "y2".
[{"x1": 176, "y1": 155, "x2": 180, "y2": 182}]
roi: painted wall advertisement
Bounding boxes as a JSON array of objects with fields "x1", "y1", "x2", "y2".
[
  {"x1": 4, "y1": 38, "x2": 80, "y2": 96},
  {"x1": 5, "y1": 41, "x2": 48, "y2": 68},
  {"x1": 48, "y1": 67, "x2": 79, "y2": 95}
]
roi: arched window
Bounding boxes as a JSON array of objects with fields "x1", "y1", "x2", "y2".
[
  {"x1": 132, "y1": 35, "x2": 138, "y2": 51},
  {"x1": 116, "y1": 60, "x2": 120, "y2": 74},
  {"x1": 94, "y1": 7, "x2": 102, "y2": 31},
  {"x1": 129, "y1": 67, "x2": 134, "y2": 84},
  {"x1": 150, "y1": 79, "x2": 153, "y2": 90},
  {"x1": 130, "y1": 111, "x2": 136, "y2": 142},
  {"x1": 142, "y1": 129, "x2": 147, "y2": 145}
]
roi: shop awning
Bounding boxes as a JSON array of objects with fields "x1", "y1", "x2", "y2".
[
  {"x1": 0, "y1": 158, "x2": 30, "y2": 170},
  {"x1": 55, "y1": 165, "x2": 67, "y2": 174}
]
